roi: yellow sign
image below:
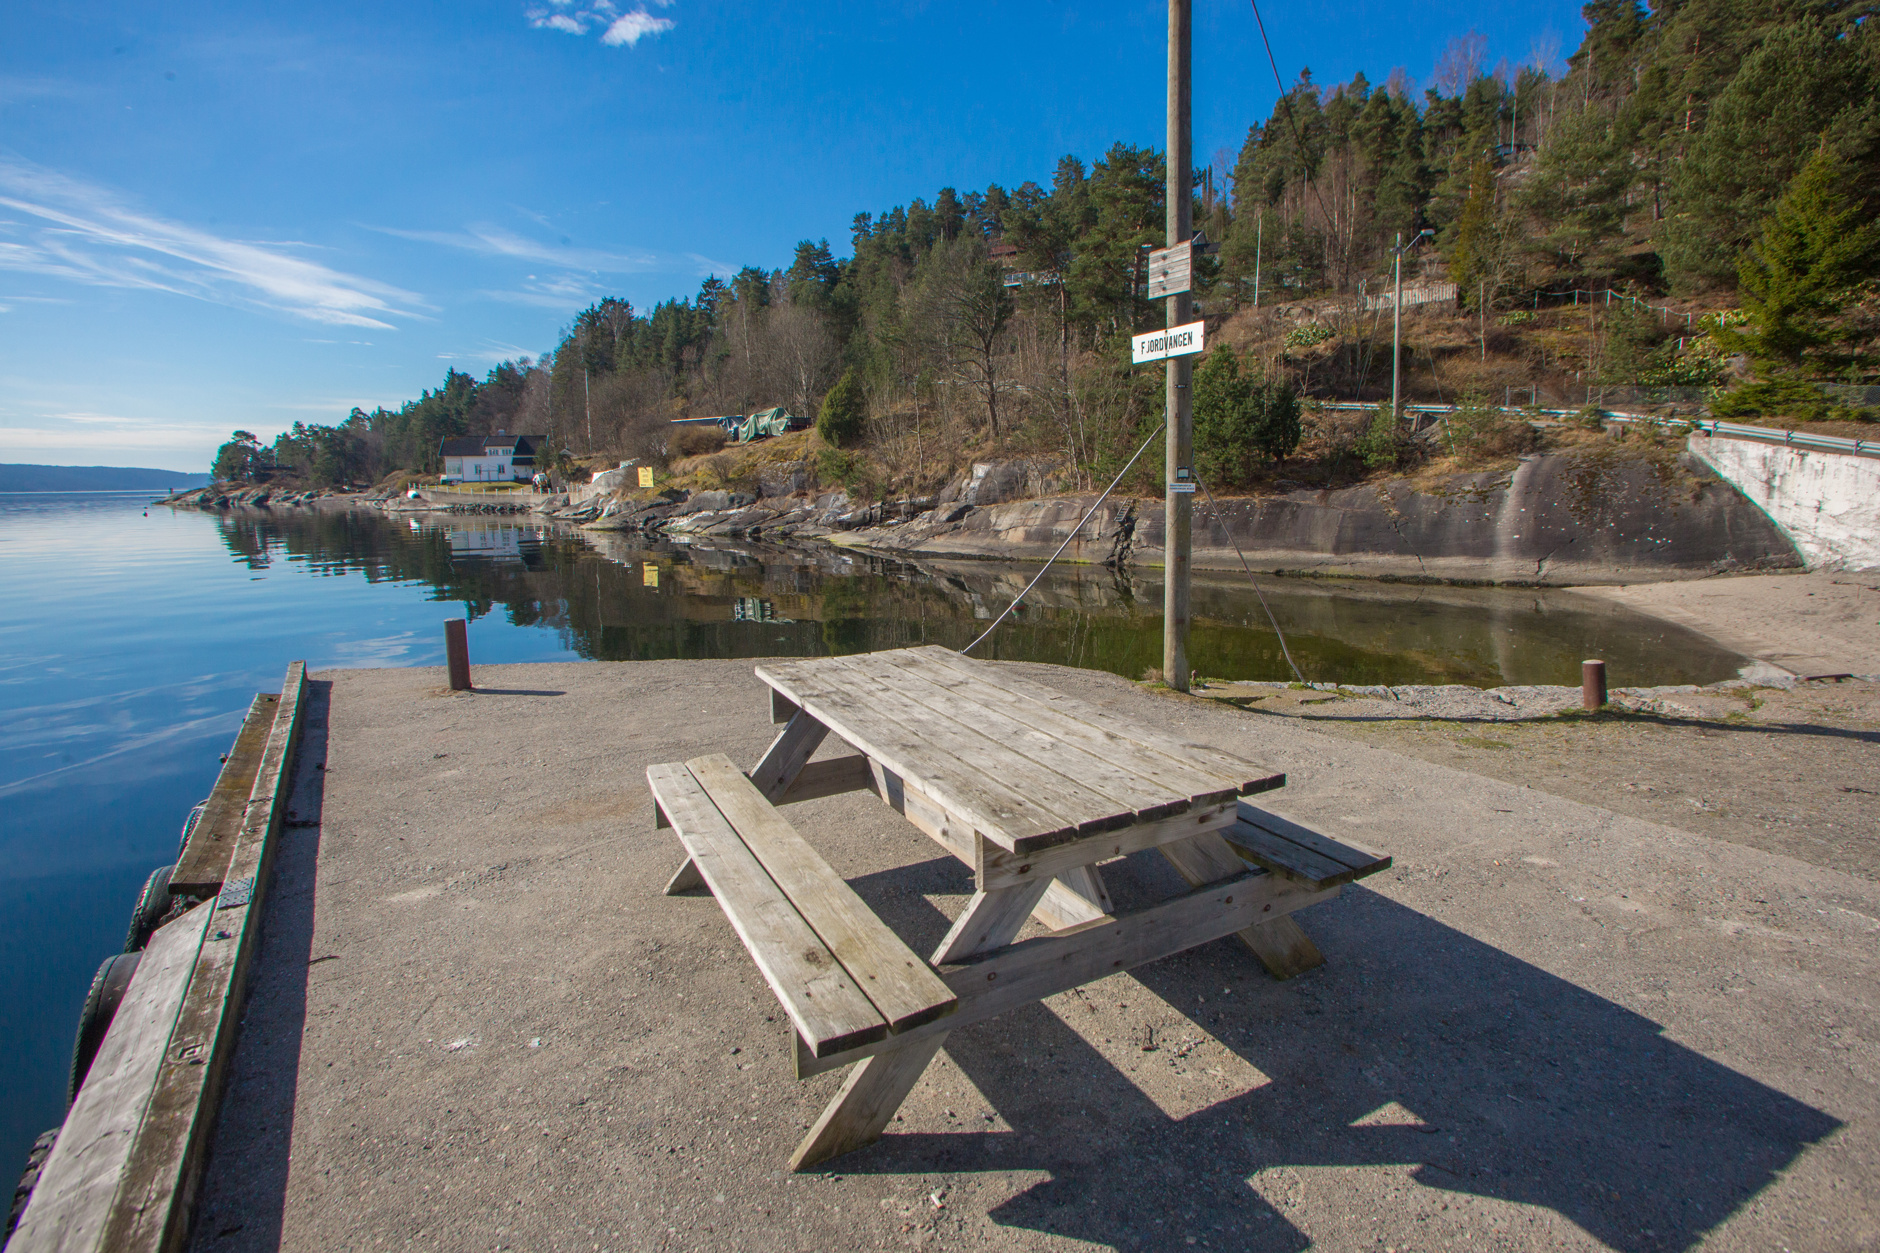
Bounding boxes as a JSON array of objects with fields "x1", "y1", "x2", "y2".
[
  {"x1": 637, "y1": 466, "x2": 655, "y2": 488},
  {"x1": 642, "y1": 564, "x2": 659, "y2": 588}
]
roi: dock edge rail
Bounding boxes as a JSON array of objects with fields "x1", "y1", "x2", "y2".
[{"x1": 9, "y1": 661, "x2": 309, "y2": 1253}]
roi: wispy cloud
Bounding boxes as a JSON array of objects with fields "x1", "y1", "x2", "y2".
[
  {"x1": 525, "y1": 0, "x2": 675, "y2": 48},
  {"x1": 369, "y1": 222, "x2": 657, "y2": 273},
  {"x1": 0, "y1": 159, "x2": 423, "y2": 329}
]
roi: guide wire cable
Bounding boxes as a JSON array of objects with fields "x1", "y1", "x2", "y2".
[
  {"x1": 1194, "y1": 471, "x2": 1307, "y2": 685},
  {"x1": 1246, "y1": 0, "x2": 1338, "y2": 239},
  {"x1": 961, "y1": 421, "x2": 1166, "y2": 656}
]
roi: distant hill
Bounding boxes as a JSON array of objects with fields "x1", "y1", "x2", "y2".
[{"x1": 0, "y1": 464, "x2": 212, "y2": 493}]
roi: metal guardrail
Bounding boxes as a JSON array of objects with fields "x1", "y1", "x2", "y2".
[{"x1": 1312, "y1": 401, "x2": 1880, "y2": 459}]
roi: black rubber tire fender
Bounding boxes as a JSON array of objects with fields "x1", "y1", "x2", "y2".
[
  {"x1": 178, "y1": 800, "x2": 208, "y2": 857},
  {"x1": 69, "y1": 950, "x2": 140, "y2": 1104},
  {"x1": 124, "y1": 863, "x2": 175, "y2": 953},
  {"x1": 5, "y1": 1127, "x2": 60, "y2": 1241}
]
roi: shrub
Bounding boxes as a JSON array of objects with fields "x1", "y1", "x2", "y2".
[
  {"x1": 1283, "y1": 322, "x2": 1335, "y2": 349},
  {"x1": 671, "y1": 424, "x2": 728, "y2": 457},
  {"x1": 1446, "y1": 396, "x2": 1538, "y2": 460},
  {"x1": 1354, "y1": 405, "x2": 1405, "y2": 470},
  {"x1": 817, "y1": 368, "x2": 867, "y2": 447},
  {"x1": 1193, "y1": 347, "x2": 1303, "y2": 485}
]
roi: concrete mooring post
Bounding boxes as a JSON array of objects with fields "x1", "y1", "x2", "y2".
[
  {"x1": 1582, "y1": 659, "x2": 1607, "y2": 710},
  {"x1": 445, "y1": 619, "x2": 472, "y2": 691}
]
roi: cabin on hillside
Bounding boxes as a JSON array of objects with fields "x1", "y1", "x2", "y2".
[{"x1": 439, "y1": 433, "x2": 544, "y2": 484}]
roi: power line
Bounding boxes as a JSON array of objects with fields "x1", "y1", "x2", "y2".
[{"x1": 1245, "y1": 0, "x2": 1338, "y2": 236}]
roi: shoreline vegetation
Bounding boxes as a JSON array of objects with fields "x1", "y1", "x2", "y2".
[{"x1": 195, "y1": 4, "x2": 1874, "y2": 515}]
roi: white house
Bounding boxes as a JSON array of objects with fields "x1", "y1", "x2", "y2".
[{"x1": 438, "y1": 432, "x2": 543, "y2": 484}]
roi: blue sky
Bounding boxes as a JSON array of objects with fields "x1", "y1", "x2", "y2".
[{"x1": 1, "y1": 1, "x2": 1587, "y2": 472}]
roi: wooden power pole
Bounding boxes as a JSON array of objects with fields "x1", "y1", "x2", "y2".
[{"x1": 1163, "y1": 0, "x2": 1193, "y2": 692}]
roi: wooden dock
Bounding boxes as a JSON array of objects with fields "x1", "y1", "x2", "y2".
[{"x1": 10, "y1": 665, "x2": 306, "y2": 1253}]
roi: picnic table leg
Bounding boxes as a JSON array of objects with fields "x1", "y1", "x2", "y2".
[
  {"x1": 1159, "y1": 831, "x2": 1326, "y2": 980},
  {"x1": 749, "y1": 709, "x2": 829, "y2": 800},
  {"x1": 791, "y1": 875, "x2": 1048, "y2": 1170},
  {"x1": 663, "y1": 858, "x2": 705, "y2": 895},
  {"x1": 790, "y1": 1035, "x2": 948, "y2": 1171},
  {"x1": 1032, "y1": 864, "x2": 1113, "y2": 929}
]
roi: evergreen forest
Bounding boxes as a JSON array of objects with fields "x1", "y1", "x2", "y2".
[{"x1": 218, "y1": 0, "x2": 1880, "y2": 493}]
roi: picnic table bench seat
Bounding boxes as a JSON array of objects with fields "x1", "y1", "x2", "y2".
[
  {"x1": 1223, "y1": 802, "x2": 1392, "y2": 889},
  {"x1": 648, "y1": 755, "x2": 957, "y2": 1059}
]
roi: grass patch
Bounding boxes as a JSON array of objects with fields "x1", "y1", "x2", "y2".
[{"x1": 1456, "y1": 736, "x2": 1514, "y2": 750}]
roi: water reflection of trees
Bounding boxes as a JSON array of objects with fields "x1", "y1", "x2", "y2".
[{"x1": 209, "y1": 509, "x2": 1746, "y2": 686}]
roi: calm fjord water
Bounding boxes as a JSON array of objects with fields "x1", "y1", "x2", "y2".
[{"x1": 0, "y1": 492, "x2": 1748, "y2": 1170}]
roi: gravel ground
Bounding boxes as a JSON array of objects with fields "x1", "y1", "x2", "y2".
[
  {"x1": 188, "y1": 659, "x2": 1879, "y2": 1253},
  {"x1": 1195, "y1": 677, "x2": 1880, "y2": 882}
]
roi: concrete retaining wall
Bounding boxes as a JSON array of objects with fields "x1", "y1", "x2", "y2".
[{"x1": 1687, "y1": 433, "x2": 1880, "y2": 571}]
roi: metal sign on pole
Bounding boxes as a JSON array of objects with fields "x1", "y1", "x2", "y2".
[
  {"x1": 1163, "y1": 0, "x2": 1193, "y2": 693},
  {"x1": 1131, "y1": 320, "x2": 1206, "y2": 364},
  {"x1": 1146, "y1": 241, "x2": 1192, "y2": 300}
]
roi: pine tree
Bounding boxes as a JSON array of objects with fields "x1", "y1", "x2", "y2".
[
  {"x1": 816, "y1": 367, "x2": 868, "y2": 448},
  {"x1": 1722, "y1": 147, "x2": 1880, "y2": 377}
]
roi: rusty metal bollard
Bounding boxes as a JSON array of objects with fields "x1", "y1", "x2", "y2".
[
  {"x1": 1582, "y1": 659, "x2": 1607, "y2": 710},
  {"x1": 445, "y1": 619, "x2": 472, "y2": 691}
]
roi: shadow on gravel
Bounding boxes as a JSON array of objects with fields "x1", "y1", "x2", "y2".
[
  {"x1": 842, "y1": 862, "x2": 1839, "y2": 1253},
  {"x1": 185, "y1": 681, "x2": 331, "y2": 1252}
]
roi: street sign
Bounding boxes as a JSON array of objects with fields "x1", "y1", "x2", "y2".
[
  {"x1": 1130, "y1": 320, "x2": 1206, "y2": 364},
  {"x1": 1147, "y1": 241, "x2": 1192, "y2": 299}
]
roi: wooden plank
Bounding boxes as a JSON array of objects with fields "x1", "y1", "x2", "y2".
[
  {"x1": 770, "y1": 688, "x2": 799, "y2": 725},
  {"x1": 1032, "y1": 866, "x2": 1112, "y2": 930},
  {"x1": 780, "y1": 655, "x2": 1140, "y2": 846},
  {"x1": 748, "y1": 710, "x2": 828, "y2": 801},
  {"x1": 790, "y1": 1035, "x2": 947, "y2": 1172},
  {"x1": 1236, "y1": 802, "x2": 1392, "y2": 874},
  {"x1": 867, "y1": 761, "x2": 976, "y2": 864},
  {"x1": 838, "y1": 654, "x2": 1201, "y2": 822},
  {"x1": 797, "y1": 871, "x2": 1337, "y2": 1078},
  {"x1": 756, "y1": 660, "x2": 1101, "y2": 851},
  {"x1": 648, "y1": 763, "x2": 887, "y2": 1058},
  {"x1": 907, "y1": 646, "x2": 1288, "y2": 797},
  {"x1": 974, "y1": 802, "x2": 1236, "y2": 891},
  {"x1": 881, "y1": 649, "x2": 1246, "y2": 804},
  {"x1": 8, "y1": 903, "x2": 213, "y2": 1253},
  {"x1": 930, "y1": 876, "x2": 1053, "y2": 965},
  {"x1": 1237, "y1": 915, "x2": 1326, "y2": 980},
  {"x1": 663, "y1": 859, "x2": 705, "y2": 895},
  {"x1": 1219, "y1": 822, "x2": 1356, "y2": 887},
  {"x1": 1158, "y1": 829, "x2": 1253, "y2": 887},
  {"x1": 776, "y1": 754, "x2": 873, "y2": 805},
  {"x1": 169, "y1": 694, "x2": 277, "y2": 895},
  {"x1": 103, "y1": 661, "x2": 307, "y2": 1253},
  {"x1": 686, "y1": 755, "x2": 957, "y2": 1034}
]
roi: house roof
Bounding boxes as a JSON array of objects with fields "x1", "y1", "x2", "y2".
[{"x1": 438, "y1": 434, "x2": 543, "y2": 457}]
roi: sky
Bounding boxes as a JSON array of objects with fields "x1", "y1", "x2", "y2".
[{"x1": 1, "y1": 1, "x2": 1589, "y2": 472}]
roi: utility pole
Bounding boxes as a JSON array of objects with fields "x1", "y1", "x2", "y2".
[
  {"x1": 1253, "y1": 209, "x2": 1263, "y2": 308},
  {"x1": 1390, "y1": 228, "x2": 1433, "y2": 422},
  {"x1": 1163, "y1": 0, "x2": 1192, "y2": 693},
  {"x1": 1391, "y1": 232, "x2": 1403, "y2": 422}
]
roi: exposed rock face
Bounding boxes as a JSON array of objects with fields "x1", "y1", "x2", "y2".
[
  {"x1": 544, "y1": 446, "x2": 1801, "y2": 585},
  {"x1": 839, "y1": 450, "x2": 1801, "y2": 584}
]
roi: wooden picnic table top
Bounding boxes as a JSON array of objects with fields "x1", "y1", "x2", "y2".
[{"x1": 754, "y1": 646, "x2": 1284, "y2": 855}]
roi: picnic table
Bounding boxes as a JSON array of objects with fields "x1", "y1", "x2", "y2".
[{"x1": 647, "y1": 645, "x2": 1389, "y2": 1169}]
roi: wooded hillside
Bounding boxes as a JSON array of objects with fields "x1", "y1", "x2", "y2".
[{"x1": 221, "y1": 1, "x2": 1878, "y2": 493}]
